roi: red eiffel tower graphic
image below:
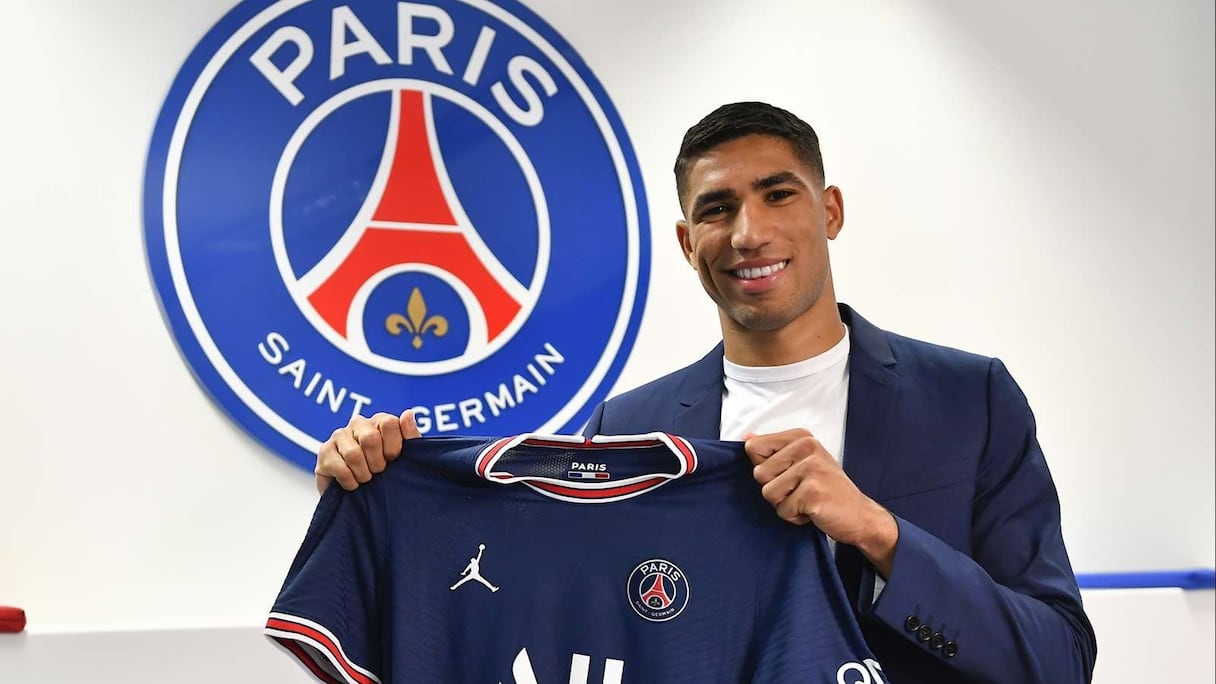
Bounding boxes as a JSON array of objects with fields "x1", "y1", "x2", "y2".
[
  {"x1": 306, "y1": 89, "x2": 522, "y2": 343},
  {"x1": 639, "y1": 575, "x2": 673, "y2": 608}
]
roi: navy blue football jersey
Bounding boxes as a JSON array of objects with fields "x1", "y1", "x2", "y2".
[{"x1": 266, "y1": 433, "x2": 883, "y2": 683}]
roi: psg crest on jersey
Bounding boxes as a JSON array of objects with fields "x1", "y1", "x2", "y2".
[
  {"x1": 142, "y1": 0, "x2": 650, "y2": 470},
  {"x1": 627, "y1": 559, "x2": 689, "y2": 622}
]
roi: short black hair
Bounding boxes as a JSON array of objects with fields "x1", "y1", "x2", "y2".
[{"x1": 673, "y1": 102, "x2": 825, "y2": 208}]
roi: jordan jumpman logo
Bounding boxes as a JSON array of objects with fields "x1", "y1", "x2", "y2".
[{"x1": 450, "y1": 543, "x2": 500, "y2": 593}]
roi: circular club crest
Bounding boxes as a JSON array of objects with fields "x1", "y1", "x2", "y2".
[
  {"x1": 143, "y1": 0, "x2": 649, "y2": 470},
  {"x1": 627, "y1": 559, "x2": 689, "y2": 622}
]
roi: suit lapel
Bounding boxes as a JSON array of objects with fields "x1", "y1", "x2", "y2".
[
  {"x1": 836, "y1": 306, "x2": 900, "y2": 605},
  {"x1": 840, "y1": 305, "x2": 900, "y2": 504},
  {"x1": 672, "y1": 343, "x2": 725, "y2": 439}
]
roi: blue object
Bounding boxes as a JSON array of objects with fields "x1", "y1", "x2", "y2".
[
  {"x1": 1077, "y1": 568, "x2": 1216, "y2": 590},
  {"x1": 268, "y1": 435, "x2": 881, "y2": 682}
]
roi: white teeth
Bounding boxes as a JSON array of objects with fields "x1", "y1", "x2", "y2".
[{"x1": 733, "y1": 260, "x2": 787, "y2": 280}]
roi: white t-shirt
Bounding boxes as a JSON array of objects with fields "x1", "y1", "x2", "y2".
[{"x1": 720, "y1": 328, "x2": 851, "y2": 462}]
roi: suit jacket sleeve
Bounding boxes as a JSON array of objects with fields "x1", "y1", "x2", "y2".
[{"x1": 861, "y1": 358, "x2": 1097, "y2": 683}]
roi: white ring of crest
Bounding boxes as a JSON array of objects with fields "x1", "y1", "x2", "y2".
[
  {"x1": 161, "y1": 0, "x2": 642, "y2": 453},
  {"x1": 269, "y1": 79, "x2": 547, "y2": 374}
]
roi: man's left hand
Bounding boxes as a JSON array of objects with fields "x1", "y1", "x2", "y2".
[{"x1": 745, "y1": 428, "x2": 899, "y2": 577}]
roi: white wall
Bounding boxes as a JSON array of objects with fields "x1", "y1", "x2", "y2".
[{"x1": 1, "y1": 0, "x2": 1212, "y2": 666}]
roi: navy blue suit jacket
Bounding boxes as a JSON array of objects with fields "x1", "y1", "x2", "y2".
[{"x1": 583, "y1": 305, "x2": 1097, "y2": 684}]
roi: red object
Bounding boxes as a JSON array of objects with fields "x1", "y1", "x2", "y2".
[{"x1": 0, "y1": 606, "x2": 26, "y2": 633}]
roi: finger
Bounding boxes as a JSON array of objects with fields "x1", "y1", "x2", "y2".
[
  {"x1": 743, "y1": 435, "x2": 778, "y2": 466},
  {"x1": 769, "y1": 473, "x2": 821, "y2": 526},
  {"x1": 314, "y1": 437, "x2": 341, "y2": 494},
  {"x1": 743, "y1": 428, "x2": 813, "y2": 466},
  {"x1": 752, "y1": 449, "x2": 794, "y2": 484},
  {"x1": 774, "y1": 483, "x2": 813, "y2": 524},
  {"x1": 758, "y1": 467, "x2": 818, "y2": 526},
  {"x1": 760, "y1": 467, "x2": 802, "y2": 507},
  {"x1": 752, "y1": 436, "x2": 818, "y2": 484},
  {"x1": 776, "y1": 499, "x2": 814, "y2": 526},
  {"x1": 318, "y1": 431, "x2": 358, "y2": 492},
  {"x1": 345, "y1": 423, "x2": 378, "y2": 484},
  {"x1": 367, "y1": 413, "x2": 401, "y2": 473}
]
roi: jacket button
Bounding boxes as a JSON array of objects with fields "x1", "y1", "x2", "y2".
[
  {"x1": 943, "y1": 641, "x2": 959, "y2": 658},
  {"x1": 916, "y1": 625, "x2": 933, "y2": 642},
  {"x1": 904, "y1": 616, "x2": 921, "y2": 632},
  {"x1": 930, "y1": 632, "x2": 946, "y2": 650}
]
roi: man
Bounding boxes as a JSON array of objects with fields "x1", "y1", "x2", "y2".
[{"x1": 315, "y1": 102, "x2": 1097, "y2": 683}]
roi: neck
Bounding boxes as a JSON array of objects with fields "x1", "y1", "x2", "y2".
[{"x1": 721, "y1": 295, "x2": 846, "y2": 367}]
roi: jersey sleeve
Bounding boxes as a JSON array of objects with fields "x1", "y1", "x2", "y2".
[{"x1": 265, "y1": 482, "x2": 387, "y2": 684}]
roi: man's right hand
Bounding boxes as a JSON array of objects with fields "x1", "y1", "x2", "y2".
[{"x1": 314, "y1": 410, "x2": 422, "y2": 494}]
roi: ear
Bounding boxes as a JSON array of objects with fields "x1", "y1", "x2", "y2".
[
  {"x1": 823, "y1": 185, "x2": 845, "y2": 240},
  {"x1": 675, "y1": 220, "x2": 695, "y2": 267}
]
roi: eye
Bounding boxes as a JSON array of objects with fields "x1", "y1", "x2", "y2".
[
  {"x1": 697, "y1": 204, "x2": 729, "y2": 221},
  {"x1": 767, "y1": 189, "x2": 795, "y2": 202}
]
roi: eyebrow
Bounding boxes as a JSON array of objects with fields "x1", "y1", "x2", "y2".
[
  {"x1": 753, "y1": 171, "x2": 808, "y2": 191},
  {"x1": 689, "y1": 171, "x2": 810, "y2": 216},
  {"x1": 690, "y1": 189, "x2": 736, "y2": 216}
]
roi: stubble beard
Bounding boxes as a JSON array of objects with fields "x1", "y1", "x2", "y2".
[
  {"x1": 719, "y1": 281, "x2": 824, "y2": 334},
  {"x1": 725, "y1": 303, "x2": 793, "y2": 332}
]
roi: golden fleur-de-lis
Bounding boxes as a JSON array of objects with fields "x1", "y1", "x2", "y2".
[{"x1": 385, "y1": 288, "x2": 449, "y2": 349}]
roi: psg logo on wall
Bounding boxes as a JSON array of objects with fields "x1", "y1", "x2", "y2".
[{"x1": 142, "y1": 0, "x2": 650, "y2": 470}]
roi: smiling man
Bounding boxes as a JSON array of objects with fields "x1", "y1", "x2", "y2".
[
  {"x1": 316, "y1": 102, "x2": 1097, "y2": 683},
  {"x1": 583, "y1": 102, "x2": 1097, "y2": 683}
]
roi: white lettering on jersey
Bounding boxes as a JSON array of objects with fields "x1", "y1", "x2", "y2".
[
  {"x1": 837, "y1": 658, "x2": 886, "y2": 684},
  {"x1": 504, "y1": 648, "x2": 624, "y2": 684}
]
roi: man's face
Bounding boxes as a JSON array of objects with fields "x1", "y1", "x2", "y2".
[{"x1": 676, "y1": 134, "x2": 843, "y2": 334}]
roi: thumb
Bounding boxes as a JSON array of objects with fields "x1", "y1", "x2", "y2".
[{"x1": 399, "y1": 409, "x2": 423, "y2": 441}]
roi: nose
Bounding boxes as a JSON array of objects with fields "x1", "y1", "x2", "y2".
[{"x1": 730, "y1": 202, "x2": 774, "y2": 252}]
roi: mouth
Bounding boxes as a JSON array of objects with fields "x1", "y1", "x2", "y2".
[{"x1": 730, "y1": 260, "x2": 789, "y2": 280}]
